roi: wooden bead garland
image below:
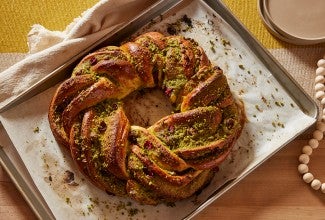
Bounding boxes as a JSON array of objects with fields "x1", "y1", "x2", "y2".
[{"x1": 298, "y1": 56, "x2": 325, "y2": 193}]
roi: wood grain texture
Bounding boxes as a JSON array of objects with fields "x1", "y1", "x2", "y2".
[{"x1": 0, "y1": 166, "x2": 37, "y2": 219}]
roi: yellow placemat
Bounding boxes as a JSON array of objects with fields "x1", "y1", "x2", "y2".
[{"x1": 0, "y1": 0, "x2": 97, "y2": 53}]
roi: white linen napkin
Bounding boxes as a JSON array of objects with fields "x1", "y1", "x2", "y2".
[{"x1": 0, "y1": 0, "x2": 157, "y2": 109}]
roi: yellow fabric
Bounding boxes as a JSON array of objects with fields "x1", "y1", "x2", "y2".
[{"x1": 0, "y1": 0, "x2": 98, "y2": 53}]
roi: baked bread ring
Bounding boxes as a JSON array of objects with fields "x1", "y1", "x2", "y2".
[{"x1": 48, "y1": 32, "x2": 245, "y2": 205}]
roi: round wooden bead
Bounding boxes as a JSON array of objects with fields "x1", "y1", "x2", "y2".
[
  {"x1": 321, "y1": 183, "x2": 325, "y2": 193},
  {"x1": 299, "y1": 154, "x2": 310, "y2": 164},
  {"x1": 313, "y1": 130, "x2": 323, "y2": 141},
  {"x1": 308, "y1": 138, "x2": 319, "y2": 149},
  {"x1": 316, "y1": 121, "x2": 325, "y2": 132},
  {"x1": 321, "y1": 97, "x2": 325, "y2": 105},
  {"x1": 315, "y1": 91, "x2": 325, "y2": 99},
  {"x1": 303, "y1": 173, "x2": 314, "y2": 183},
  {"x1": 302, "y1": 145, "x2": 313, "y2": 155},
  {"x1": 298, "y1": 164, "x2": 309, "y2": 174},
  {"x1": 315, "y1": 83, "x2": 325, "y2": 91},
  {"x1": 315, "y1": 75, "x2": 325, "y2": 83},
  {"x1": 318, "y1": 59, "x2": 325, "y2": 67},
  {"x1": 311, "y1": 179, "x2": 321, "y2": 190},
  {"x1": 316, "y1": 67, "x2": 325, "y2": 76}
]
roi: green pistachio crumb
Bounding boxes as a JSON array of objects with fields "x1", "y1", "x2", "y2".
[{"x1": 33, "y1": 127, "x2": 40, "y2": 133}]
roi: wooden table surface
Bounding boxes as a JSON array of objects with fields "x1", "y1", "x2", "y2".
[
  {"x1": 1, "y1": 139, "x2": 325, "y2": 219},
  {"x1": 1, "y1": 0, "x2": 325, "y2": 219}
]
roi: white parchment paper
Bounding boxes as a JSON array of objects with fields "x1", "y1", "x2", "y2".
[{"x1": 0, "y1": 1, "x2": 316, "y2": 219}]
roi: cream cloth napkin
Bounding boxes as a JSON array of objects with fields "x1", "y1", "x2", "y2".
[{"x1": 0, "y1": 0, "x2": 156, "y2": 109}]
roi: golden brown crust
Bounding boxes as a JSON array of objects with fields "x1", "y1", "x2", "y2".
[
  {"x1": 80, "y1": 108, "x2": 128, "y2": 196},
  {"x1": 48, "y1": 32, "x2": 245, "y2": 205},
  {"x1": 120, "y1": 42, "x2": 155, "y2": 87},
  {"x1": 100, "y1": 107, "x2": 130, "y2": 180},
  {"x1": 181, "y1": 68, "x2": 230, "y2": 111},
  {"x1": 48, "y1": 75, "x2": 97, "y2": 149}
]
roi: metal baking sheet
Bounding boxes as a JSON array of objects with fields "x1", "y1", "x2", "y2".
[{"x1": 0, "y1": 0, "x2": 318, "y2": 219}]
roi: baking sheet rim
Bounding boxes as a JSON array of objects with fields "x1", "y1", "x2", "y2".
[{"x1": 0, "y1": 0, "x2": 319, "y2": 219}]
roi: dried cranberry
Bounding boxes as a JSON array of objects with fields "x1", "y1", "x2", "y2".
[
  {"x1": 98, "y1": 121, "x2": 107, "y2": 133},
  {"x1": 143, "y1": 166, "x2": 154, "y2": 177},
  {"x1": 90, "y1": 57, "x2": 97, "y2": 65},
  {"x1": 168, "y1": 125, "x2": 175, "y2": 133},
  {"x1": 144, "y1": 140, "x2": 154, "y2": 150},
  {"x1": 164, "y1": 88, "x2": 173, "y2": 96}
]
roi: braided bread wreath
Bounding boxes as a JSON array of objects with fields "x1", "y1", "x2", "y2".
[{"x1": 48, "y1": 32, "x2": 245, "y2": 205}]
